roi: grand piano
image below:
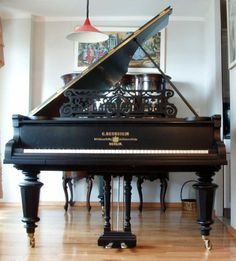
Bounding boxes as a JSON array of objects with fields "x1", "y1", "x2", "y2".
[{"x1": 4, "y1": 6, "x2": 227, "y2": 250}]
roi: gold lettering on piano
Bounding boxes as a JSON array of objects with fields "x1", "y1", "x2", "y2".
[
  {"x1": 94, "y1": 131, "x2": 137, "y2": 146},
  {"x1": 102, "y1": 131, "x2": 130, "y2": 137}
]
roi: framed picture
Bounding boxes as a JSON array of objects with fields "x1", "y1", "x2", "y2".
[
  {"x1": 73, "y1": 27, "x2": 166, "y2": 73},
  {"x1": 227, "y1": 0, "x2": 236, "y2": 69}
]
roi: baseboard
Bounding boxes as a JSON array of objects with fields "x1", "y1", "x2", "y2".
[
  {"x1": 38, "y1": 201, "x2": 182, "y2": 209},
  {"x1": 221, "y1": 223, "x2": 236, "y2": 238},
  {"x1": 0, "y1": 201, "x2": 182, "y2": 209},
  {"x1": 225, "y1": 224, "x2": 236, "y2": 239},
  {"x1": 215, "y1": 216, "x2": 236, "y2": 239},
  {"x1": 224, "y1": 208, "x2": 231, "y2": 219},
  {"x1": 0, "y1": 202, "x2": 22, "y2": 208}
]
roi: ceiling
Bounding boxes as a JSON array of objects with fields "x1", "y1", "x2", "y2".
[{"x1": 0, "y1": 0, "x2": 210, "y2": 19}]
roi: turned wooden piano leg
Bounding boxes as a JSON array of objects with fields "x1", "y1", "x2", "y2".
[
  {"x1": 19, "y1": 170, "x2": 43, "y2": 248},
  {"x1": 193, "y1": 171, "x2": 218, "y2": 250},
  {"x1": 137, "y1": 177, "x2": 144, "y2": 212}
]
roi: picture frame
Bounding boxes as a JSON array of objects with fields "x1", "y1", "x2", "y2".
[
  {"x1": 227, "y1": 0, "x2": 236, "y2": 69},
  {"x1": 73, "y1": 27, "x2": 166, "y2": 73}
]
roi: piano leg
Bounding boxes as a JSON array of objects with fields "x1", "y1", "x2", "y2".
[
  {"x1": 19, "y1": 170, "x2": 43, "y2": 248},
  {"x1": 193, "y1": 171, "x2": 218, "y2": 250}
]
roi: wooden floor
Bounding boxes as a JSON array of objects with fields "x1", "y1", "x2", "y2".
[{"x1": 1, "y1": 205, "x2": 236, "y2": 260}]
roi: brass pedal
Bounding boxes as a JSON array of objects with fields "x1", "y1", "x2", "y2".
[
  {"x1": 105, "y1": 242, "x2": 113, "y2": 249},
  {"x1": 120, "y1": 242, "x2": 127, "y2": 249}
]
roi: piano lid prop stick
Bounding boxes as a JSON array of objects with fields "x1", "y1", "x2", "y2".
[{"x1": 134, "y1": 38, "x2": 199, "y2": 118}]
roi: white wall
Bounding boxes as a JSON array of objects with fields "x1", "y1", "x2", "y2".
[
  {"x1": 0, "y1": 18, "x2": 33, "y2": 202},
  {"x1": 31, "y1": 20, "x2": 74, "y2": 109},
  {"x1": 230, "y1": 67, "x2": 236, "y2": 228},
  {"x1": 204, "y1": 0, "x2": 223, "y2": 216},
  {"x1": 0, "y1": 1, "x2": 224, "y2": 207}
]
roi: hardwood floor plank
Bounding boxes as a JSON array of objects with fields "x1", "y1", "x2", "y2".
[{"x1": 0, "y1": 206, "x2": 236, "y2": 260}]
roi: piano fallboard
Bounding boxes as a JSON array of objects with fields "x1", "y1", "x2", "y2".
[{"x1": 4, "y1": 114, "x2": 226, "y2": 172}]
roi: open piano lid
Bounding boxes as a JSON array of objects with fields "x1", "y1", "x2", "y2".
[{"x1": 31, "y1": 6, "x2": 172, "y2": 117}]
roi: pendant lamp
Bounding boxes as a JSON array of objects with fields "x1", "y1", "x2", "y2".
[{"x1": 66, "y1": 0, "x2": 108, "y2": 43}]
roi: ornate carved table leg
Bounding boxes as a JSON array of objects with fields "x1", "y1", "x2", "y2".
[
  {"x1": 160, "y1": 177, "x2": 168, "y2": 212},
  {"x1": 137, "y1": 177, "x2": 144, "y2": 212},
  {"x1": 19, "y1": 170, "x2": 43, "y2": 248},
  {"x1": 193, "y1": 171, "x2": 218, "y2": 250},
  {"x1": 98, "y1": 176, "x2": 105, "y2": 213},
  {"x1": 67, "y1": 177, "x2": 74, "y2": 207},
  {"x1": 62, "y1": 175, "x2": 70, "y2": 211},
  {"x1": 86, "y1": 176, "x2": 93, "y2": 212}
]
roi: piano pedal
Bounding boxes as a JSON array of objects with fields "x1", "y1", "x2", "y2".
[
  {"x1": 98, "y1": 231, "x2": 136, "y2": 248},
  {"x1": 120, "y1": 242, "x2": 127, "y2": 249},
  {"x1": 105, "y1": 242, "x2": 113, "y2": 249}
]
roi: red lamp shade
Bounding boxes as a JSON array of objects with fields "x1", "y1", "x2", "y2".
[
  {"x1": 66, "y1": 0, "x2": 108, "y2": 44},
  {"x1": 66, "y1": 17, "x2": 108, "y2": 43}
]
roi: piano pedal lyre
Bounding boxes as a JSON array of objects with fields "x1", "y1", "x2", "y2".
[
  {"x1": 104, "y1": 241, "x2": 129, "y2": 249},
  {"x1": 202, "y1": 235, "x2": 212, "y2": 251}
]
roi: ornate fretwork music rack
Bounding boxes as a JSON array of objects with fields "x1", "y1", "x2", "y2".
[{"x1": 60, "y1": 83, "x2": 177, "y2": 118}]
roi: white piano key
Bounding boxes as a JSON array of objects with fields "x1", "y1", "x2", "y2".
[{"x1": 23, "y1": 149, "x2": 209, "y2": 154}]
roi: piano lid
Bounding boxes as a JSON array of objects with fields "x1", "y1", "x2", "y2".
[{"x1": 30, "y1": 6, "x2": 172, "y2": 117}]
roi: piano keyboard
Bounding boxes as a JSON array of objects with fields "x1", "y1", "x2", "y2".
[{"x1": 23, "y1": 149, "x2": 209, "y2": 154}]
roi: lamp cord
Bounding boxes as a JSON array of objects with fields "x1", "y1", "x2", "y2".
[{"x1": 86, "y1": 0, "x2": 89, "y2": 18}]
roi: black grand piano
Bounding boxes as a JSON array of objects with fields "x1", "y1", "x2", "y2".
[{"x1": 4, "y1": 6, "x2": 227, "y2": 250}]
